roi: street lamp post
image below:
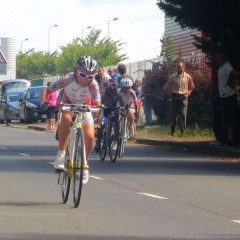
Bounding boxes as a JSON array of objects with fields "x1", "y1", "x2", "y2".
[
  {"x1": 108, "y1": 17, "x2": 118, "y2": 37},
  {"x1": 48, "y1": 24, "x2": 58, "y2": 52},
  {"x1": 21, "y1": 38, "x2": 29, "y2": 52},
  {"x1": 82, "y1": 26, "x2": 92, "y2": 39}
]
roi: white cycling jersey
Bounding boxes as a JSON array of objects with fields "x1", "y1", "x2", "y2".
[
  {"x1": 118, "y1": 89, "x2": 136, "y2": 105},
  {"x1": 48, "y1": 72, "x2": 101, "y2": 124},
  {"x1": 49, "y1": 72, "x2": 100, "y2": 104}
]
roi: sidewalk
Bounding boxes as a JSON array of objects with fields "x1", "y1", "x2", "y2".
[{"x1": 8, "y1": 121, "x2": 240, "y2": 160}]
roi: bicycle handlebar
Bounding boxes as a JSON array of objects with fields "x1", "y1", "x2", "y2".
[{"x1": 59, "y1": 103, "x2": 101, "y2": 113}]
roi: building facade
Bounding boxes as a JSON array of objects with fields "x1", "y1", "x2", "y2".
[
  {"x1": 164, "y1": 16, "x2": 206, "y2": 65},
  {"x1": 0, "y1": 37, "x2": 16, "y2": 82}
]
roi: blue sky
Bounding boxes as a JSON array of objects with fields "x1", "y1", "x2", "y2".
[{"x1": 2, "y1": 0, "x2": 165, "y2": 63}]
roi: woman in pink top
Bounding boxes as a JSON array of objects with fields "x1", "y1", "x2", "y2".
[{"x1": 46, "y1": 81, "x2": 58, "y2": 130}]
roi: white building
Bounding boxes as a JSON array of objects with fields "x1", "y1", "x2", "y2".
[{"x1": 0, "y1": 37, "x2": 16, "y2": 82}]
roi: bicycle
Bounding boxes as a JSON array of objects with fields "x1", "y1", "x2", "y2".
[
  {"x1": 99, "y1": 105, "x2": 121, "y2": 163},
  {"x1": 118, "y1": 105, "x2": 135, "y2": 158},
  {"x1": 57, "y1": 103, "x2": 100, "y2": 208}
]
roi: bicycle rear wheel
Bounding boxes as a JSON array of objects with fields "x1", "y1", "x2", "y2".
[
  {"x1": 72, "y1": 129, "x2": 85, "y2": 208},
  {"x1": 99, "y1": 132, "x2": 107, "y2": 161},
  {"x1": 109, "y1": 120, "x2": 119, "y2": 162},
  {"x1": 61, "y1": 144, "x2": 71, "y2": 204}
]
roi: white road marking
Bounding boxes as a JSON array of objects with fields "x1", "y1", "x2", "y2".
[
  {"x1": 231, "y1": 220, "x2": 240, "y2": 224},
  {"x1": 0, "y1": 212, "x2": 67, "y2": 216},
  {"x1": 0, "y1": 146, "x2": 7, "y2": 150},
  {"x1": 19, "y1": 153, "x2": 30, "y2": 157},
  {"x1": 138, "y1": 192, "x2": 168, "y2": 200},
  {"x1": 90, "y1": 175, "x2": 104, "y2": 181},
  {"x1": 48, "y1": 162, "x2": 54, "y2": 165}
]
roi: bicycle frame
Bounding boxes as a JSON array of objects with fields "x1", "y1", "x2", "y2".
[{"x1": 57, "y1": 103, "x2": 100, "y2": 207}]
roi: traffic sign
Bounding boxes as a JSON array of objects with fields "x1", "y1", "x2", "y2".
[{"x1": 0, "y1": 51, "x2": 7, "y2": 64}]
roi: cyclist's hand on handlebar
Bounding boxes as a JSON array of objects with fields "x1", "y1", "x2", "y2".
[{"x1": 41, "y1": 101, "x2": 49, "y2": 111}]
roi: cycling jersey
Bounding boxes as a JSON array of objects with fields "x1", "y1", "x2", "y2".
[
  {"x1": 118, "y1": 89, "x2": 137, "y2": 106},
  {"x1": 102, "y1": 91, "x2": 123, "y2": 107},
  {"x1": 48, "y1": 72, "x2": 101, "y2": 125},
  {"x1": 48, "y1": 72, "x2": 100, "y2": 104}
]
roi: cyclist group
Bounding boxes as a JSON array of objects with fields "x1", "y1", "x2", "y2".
[{"x1": 41, "y1": 56, "x2": 140, "y2": 185}]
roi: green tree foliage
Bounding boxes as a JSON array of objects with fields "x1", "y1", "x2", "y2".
[
  {"x1": 16, "y1": 29, "x2": 127, "y2": 78},
  {"x1": 156, "y1": 0, "x2": 240, "y2": 68},
  {"x1": 16, "y1": 49, "x2": 58, "y2": 79}
]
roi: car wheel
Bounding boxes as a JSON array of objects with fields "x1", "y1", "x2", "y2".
[
  {"x1": 24, "y1": 109, "x2": 31, "y2": 123},
  {"x1": 4, "y1": 112, "x2": 11, "y2": 124},
  {"x1": 18, "y1": 110, "x2": 24, "y2": 123}
]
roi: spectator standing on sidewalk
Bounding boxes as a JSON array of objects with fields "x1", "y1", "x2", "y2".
[
  {"x1": 117, "y1": 64, "x2": 134, "y2": 85},
  {"x1": 217, "y1": 53, "x2": 236, "y2": 147},
  {"x1": 96, "y1": 67, "x2": 111, "y2": 97},
  {"x1": 209, "y1": 55, "x2": 224, "y2": 146},
  {"x1": 163, "y1": 61, "x2": 194, "y2": 136},
  {"x1": 46, "y1": 81, "x2": 58, "y2": 130},
  {"x1": 108, "y1": 67, "x2": 119, "y2": 84},
  {"x1": 228, "y1": 69, "x2": 240, "y2": 145}
]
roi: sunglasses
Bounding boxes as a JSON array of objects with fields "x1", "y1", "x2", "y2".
[{"x1": 79, "y1": 72, "x2": 94, "y2": 81}]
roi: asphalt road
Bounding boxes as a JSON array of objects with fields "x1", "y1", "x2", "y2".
[{"x1": 0, "y1": 125, "x2": 240, "y2": 240}]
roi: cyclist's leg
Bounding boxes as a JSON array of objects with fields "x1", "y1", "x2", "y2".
[
  {"x1": 55, "y1": 111, "x2": 72, "y2": 170},
  {"x1": 83, "y1": 122, "x2": 95, "y2": 160},
  {"x1": 127, "y1": 110, "x2": 134, "y2": 137},
  {"x1": 58, "y1": 111, "x2": 72, "y2": 151}
]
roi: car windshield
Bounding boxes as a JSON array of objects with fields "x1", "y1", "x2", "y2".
[
  {"x1": 26, "y1": 88, "x2": 42, "y2": 99},
  {"x1": 7, "y1": 92, "x2": 24, "y2": 102}
]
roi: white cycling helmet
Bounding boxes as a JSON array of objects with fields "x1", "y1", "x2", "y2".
[
  {"x1": 120, "y1": 77, "x2": 133, "y2": 88},
  {"x1": 77, "y1": 56, "x2": 99, "y2": 72}
]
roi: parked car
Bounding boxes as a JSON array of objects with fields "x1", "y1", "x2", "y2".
[
  {"x1": 0, "y1": 89, "x2": 26, "y2": 123},
  {"x1": 18, "y1": 86, "x2": 47, "y2": 123},
  {"x1": 0, "y1": 79, "x2": 30, "y2": 98}
]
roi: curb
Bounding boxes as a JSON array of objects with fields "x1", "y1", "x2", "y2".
[
  {"x1": 135, "y1": 138, "x2": 240, "y2": 158},
  {"x1": 27, "y1": 126, "x2": 47, "y2": 131}
]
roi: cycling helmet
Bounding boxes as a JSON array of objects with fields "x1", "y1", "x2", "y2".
[
  {"x1": 77, "y1": 56, "x2": 99, "y2": 72},
  {"x1": 105, "y1": 79, "x2": 119, "y2": 91},
  {"x1": 120, "y1": 76, "x2": 133, "y2": 88}
]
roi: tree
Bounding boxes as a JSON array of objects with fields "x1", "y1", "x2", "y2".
[
  {"x1": 55, "y1": 29, "x2": 127, "y2": 75},
  {"x1": 16, "y1": 29, "x2": 127, "y2": 79},
  {"x1": 16, "y1": 50, "x2": 58, "y2": 79},
  {"x1": 156, "y1": 0, "x2": 240, "y2": 68}
]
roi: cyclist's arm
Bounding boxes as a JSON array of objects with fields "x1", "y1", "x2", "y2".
[
  {"x1": 41, "y1": 86, "x2": 50, "y2": 103},
  {"x1": 130, "y1": 90, "x2": 138, "y2": 115},
  {"x1": 89, "y1": 79, "x2": 101, "y2": 107}
]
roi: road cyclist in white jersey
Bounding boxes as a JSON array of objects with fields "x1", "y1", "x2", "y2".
[
  {"x1": 41, "y1": 56, "x2": 101, "y2": 184},
  {"x1": 118, "y1": 76, "x2": 139, "y2": 138}
]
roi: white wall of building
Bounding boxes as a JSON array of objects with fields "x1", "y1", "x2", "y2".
[
  {"x1": 0, "y1": 37, "x2": 16, "y2": 82},
  {"x1": 105, "y1": 57, "x2": 162, "y2": 80}
]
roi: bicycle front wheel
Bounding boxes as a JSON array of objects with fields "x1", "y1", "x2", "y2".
[
  {"x1": 99, "y1": 132, "x2": 107, "y2": 161},
  {"x1": 109, "y1": 120, "x2": 119, "y2": 162},
  {"x1": 61, "y1": 144, "x2": 71, "y2": 204},
  {"x1": 72, "y1": 128, "x2": 85, "y2": 208}
]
